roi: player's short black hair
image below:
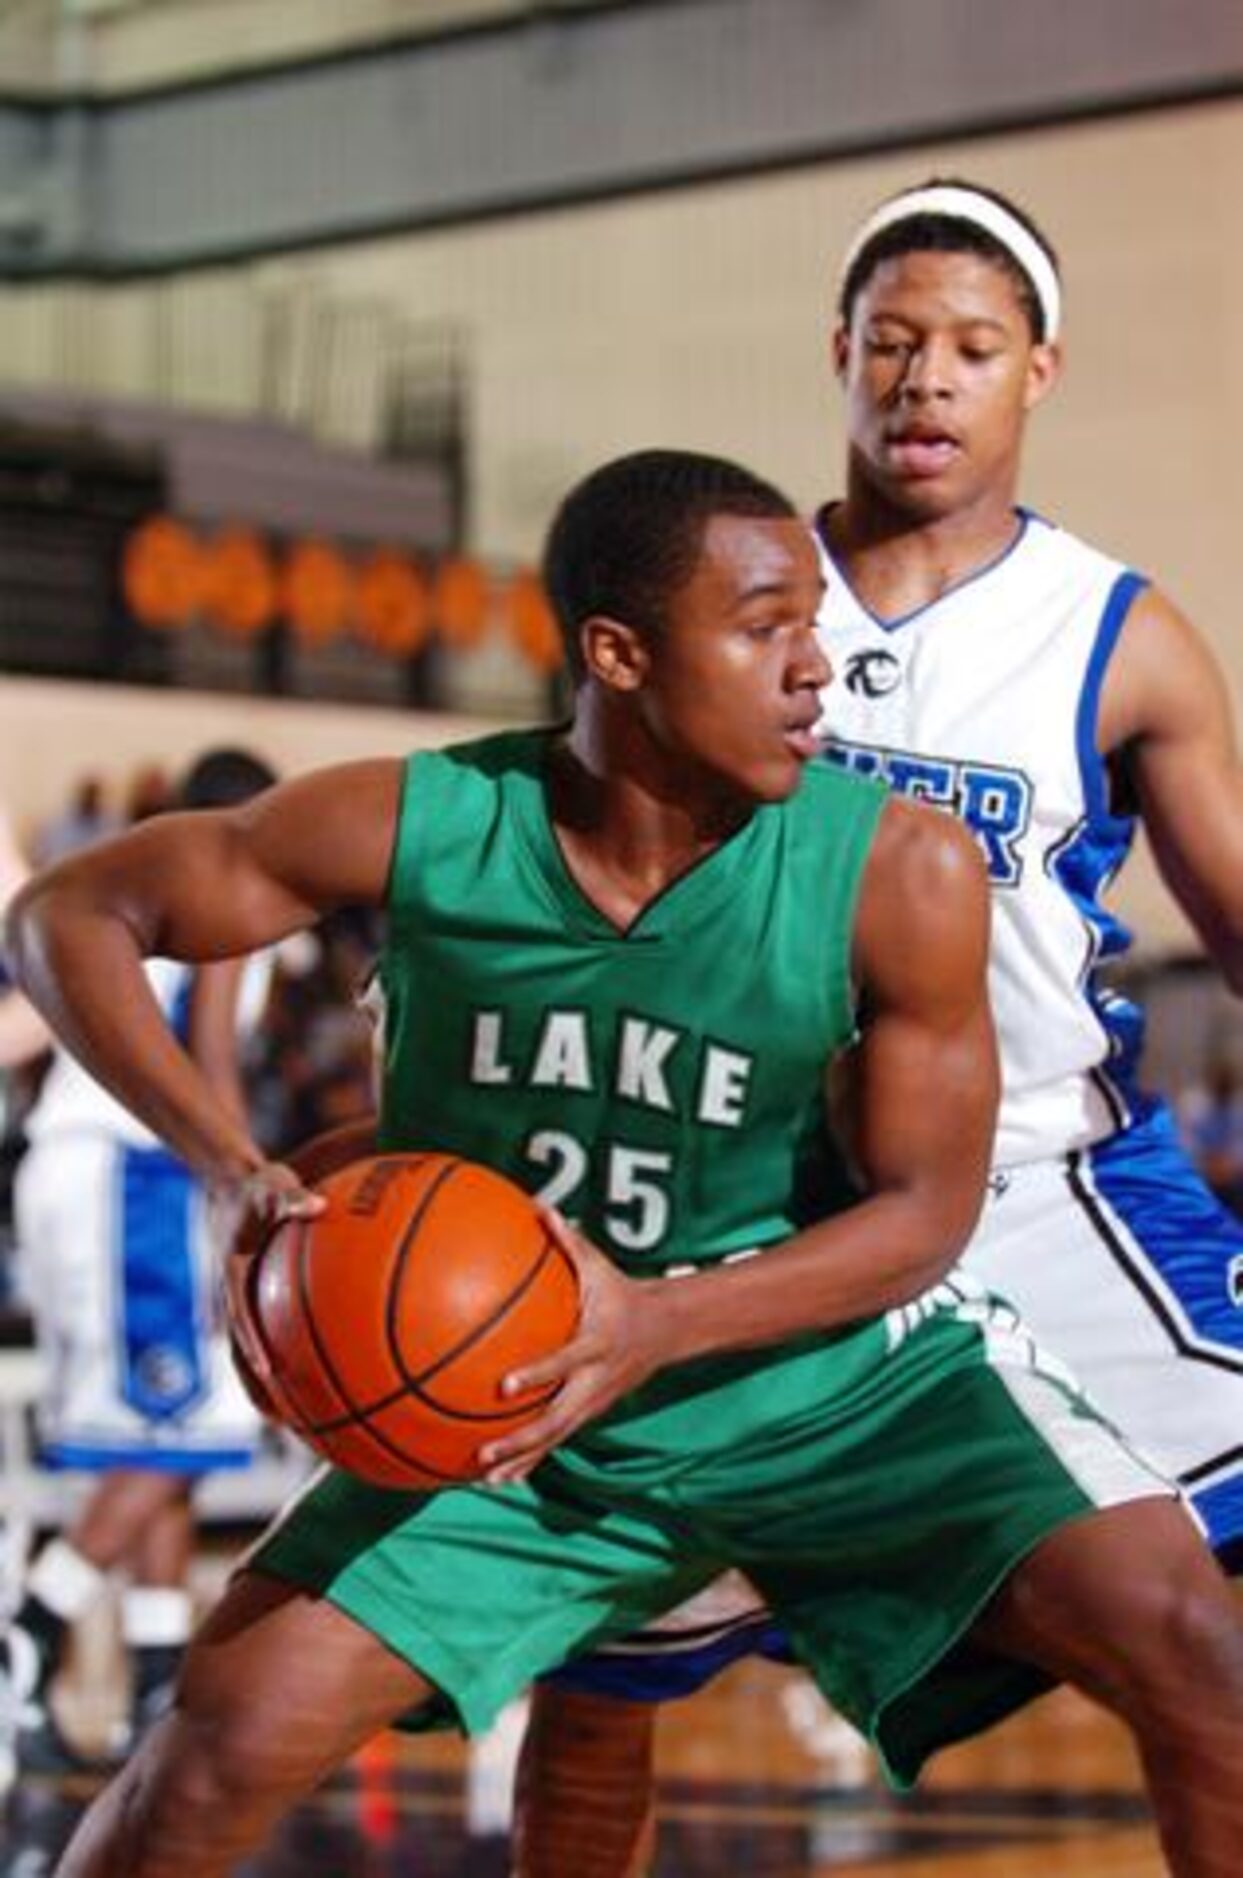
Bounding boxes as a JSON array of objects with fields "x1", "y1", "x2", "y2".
[
  {"x1": 542, "y1": 448, "x2": 797, "y2": 684},
  {"x1": 179, "y1": 747, "x2": 277, "y2": 810},
  {"x1": 838, "y1": 177, "x2": 1060, "y2": 342}
]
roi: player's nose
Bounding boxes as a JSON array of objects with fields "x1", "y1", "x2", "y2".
[
  {"x1": 790, "y1": 626, "x2": 831, "y2": 690},
  {"x1": 898, "y1": 335, "x2": 954, "y2": 399}
]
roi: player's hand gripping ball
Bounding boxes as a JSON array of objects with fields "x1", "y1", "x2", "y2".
[{"x1": 228, "y1": 1153, "x2": 580, "y2": 1487}]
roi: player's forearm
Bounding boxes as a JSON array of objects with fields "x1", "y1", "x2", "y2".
[
  {"x1": 7, "y1": 888, "x2": 264, "y2": 1183},
  {"x1": 651, "y1": 1189, "x2": 979, "y2": 1366}
]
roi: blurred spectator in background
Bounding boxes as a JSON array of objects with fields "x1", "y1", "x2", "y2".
[
  {"x1": 122, "y1": 763, "x2": 174, "y2": 827},
  {"x1": 0, "y1": 808, "x2": 49, "y2": 1311},
  {"x1": 31, "y1": 776, "x2": 119, "y2": 868},
  {"x1": 1177, "y1": 1054, "x2": 1243, "y2": 1217},
  {"x1": 0, "y1": 748, "x2": 280, "y2": 1786},
  {"x1": 0, "y1": 808, "x2": 30, "y2": 906},
  {"x1": 246, "y1": 907, "x2": 380, "y2": 1154}
]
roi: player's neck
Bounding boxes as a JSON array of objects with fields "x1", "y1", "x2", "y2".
[
  {"x1": 548, "y1": 730, "x2": 748, "y2": 929},
  {"x1": 824, "y1": 480, "x2": 1023, "y2": 623}
]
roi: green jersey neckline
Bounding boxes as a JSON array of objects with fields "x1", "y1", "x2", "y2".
[{"x1": 508, "y1": 727, "x2": 774, "y2": 944}]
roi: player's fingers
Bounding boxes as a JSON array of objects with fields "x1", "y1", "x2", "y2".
[
  {"x1": 484, "y1": 1427, "x2": 563, "y2": 1487},
  {"x1": 246, "y1": 1167, "x2": 326, "y2": 1227},
  {"x1": 266, "y1": 1181, "x2": 326, "y2": 1222},
  {"x1": 537, "y1": 1203, "x2": 598, "y2": 1268},
  {"x1": 480, "y1": 1381, "x2": 594, "y2": 1476},
  {"x1": 500, "y1": 1333, "x2": 591, "y2": 1398},
  {"x1": 228, "y1": 1167, "x2": 323, "y2": 1260},
  {"x1": 479, "y1": 1427, "x2": 550, "y2": 1480}
]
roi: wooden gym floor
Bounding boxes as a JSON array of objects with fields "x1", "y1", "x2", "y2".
[{"x1": 1, "y1": 1629, "x2": 1164, "y2": 1876}]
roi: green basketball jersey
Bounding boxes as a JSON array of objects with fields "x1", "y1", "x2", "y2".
[{"x1": 378, "y1": 728, "x2": 886, "y2": 1276}]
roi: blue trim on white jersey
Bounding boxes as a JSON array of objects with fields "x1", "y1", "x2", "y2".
[
  {"x1": 1076, "y1": 570, "x2": 1148, "y2": 825},
  {"x1": 1050, "y1": 570, "x2": 1150, "y2": 1128},
  {"x1": 813, "y1": 506, "x2": 1036, "y2": 634}
]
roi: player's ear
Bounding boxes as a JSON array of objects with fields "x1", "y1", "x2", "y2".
[
  {"x1": 580, "y1": 614, "x2": 649, "y2": 692},
  {"x1": 831, "y1": 322, "x2": 850, "y2": 381},
  {"x1": 1023, "y1": 338, "x2": 1062, "y2": 411}
]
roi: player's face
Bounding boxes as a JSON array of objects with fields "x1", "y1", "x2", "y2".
[
  {"x1": 834, "y1": 250, "x2": 1060, "y2": 521},
  {"x1": 639, "y1": 513, "x2": 830, "y2": 804}
]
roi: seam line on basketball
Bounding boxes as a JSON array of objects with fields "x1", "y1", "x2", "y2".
[{"x1": 400, "y1": 1220, "x2": 565, "y2": 1403}]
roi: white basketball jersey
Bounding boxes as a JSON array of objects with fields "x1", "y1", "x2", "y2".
[
  {"x1": 814, "y1": 507, "x2": 1151, "y2": 1167},
  {"x1": 25, "y1": 953, "x2": 272, "y2": 1147}
]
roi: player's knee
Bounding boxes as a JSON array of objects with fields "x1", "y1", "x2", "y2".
[
  {"x1": 1099, "y1": 1568, "x2": 1243, "y2": 1720},
  {"x1": 125, "y1": 1703, "x2": 298, "y2": 1854}
]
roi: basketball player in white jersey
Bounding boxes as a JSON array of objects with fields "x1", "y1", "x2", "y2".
[
  {"x1": 0, "y1": 750, "x2": 277, "y2": 1802},
  {"x1": 512, "y1": 181, "x2": 1243, "y2": 1878}
]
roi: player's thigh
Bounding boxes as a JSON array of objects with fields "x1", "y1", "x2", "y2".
[{"x1": 971, "y1": 1495, "x2": 1242, "y2": 1704}]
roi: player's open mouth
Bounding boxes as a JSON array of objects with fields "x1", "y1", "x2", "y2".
[
  {"x1": 783, "y1": 724, "x2": 821, "y2": 760},
  {"x1": 885, "y1": 430, "x2": 960, "y2": 477}
]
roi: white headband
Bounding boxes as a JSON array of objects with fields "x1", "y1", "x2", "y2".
[{"x1": 838, "y1": 185, "x2": 1062, "y2": 342}]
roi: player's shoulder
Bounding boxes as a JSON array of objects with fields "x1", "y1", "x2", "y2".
[
  {"x1": 413, "y1": 725, "x2": 551, "y2": 786},
  {"x1": 1101, "y1": 580, "x2": 1222, "y2": 748},
  {"x1": 786, "y1": 757, "x2": 891, "y2": 854},
  {"x1": 393, "y1": 728, "x2": 551, "y2": 881},
  {"x1": 854, "y1": 798, "x2": 990, "y2": 999},
  {"x1": 867, "y1": 796, "x2": 987, "y2": 914},
  {"x1": 1016, "y1": 508, "x2": 1134, "y2": 581},
  {"x1": 798, "y1": 756, "x2": 889, "y2": 813},
  {"x1": 404, "y1": 726, "x2": 552, "y2": 806}
]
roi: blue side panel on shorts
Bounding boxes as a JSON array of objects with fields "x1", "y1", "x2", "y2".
[
  {"x1": 1081, "y1": 1105, "x2": 1243, "y2": 1369},
  {"x1": 1193, "y1": 1473, "x2": 1243, "y2": 1555},
  {"x1": 116, "y1": 1145, "x2": 206, "y2": 1420},
  {"x1": 1074, "y1": 1103, "x2": 1243, "y2": 1555},
  {"x1": 40, "y1": 1440, "x2": 255, "y2": 1474},
  {"x1": 544, "y1": 1614, "x2": 791, "y2": 1703}
]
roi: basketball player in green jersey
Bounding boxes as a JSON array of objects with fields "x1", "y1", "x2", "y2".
[{"x1": 10, "y1": 450, "x2": 1243, "y2": 1878}]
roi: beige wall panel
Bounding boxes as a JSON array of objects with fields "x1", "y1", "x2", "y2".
[
  {"x1": 0, "y1": 674, "x2": 492, "y2": 850},
  {"x1": 3, "y1": 100, "x2": 1241, "y2": 950},
  {"x1": 83, "y1": 0, "x2": 577, "y2": 92}
]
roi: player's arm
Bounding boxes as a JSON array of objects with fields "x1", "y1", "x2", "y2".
[
  {"x1": 5, "y1": 760, "x2": 402, "y2": 1199},
  {"x1": 1102, "y1": 587, "x2": 1243, "y2": 989},
  {"x1": 656, "y1": 800, "x2": 997, "y2": 1346},
  {"x1": 229, "y1": 1117, "x2": 380, "y2": 1264},
  {"x1": 188, "y1": 955, "x2": 253, "y2": 1127},
  {"x1": 484, "y1": 801, "x2": 997, "y2": 1478}
]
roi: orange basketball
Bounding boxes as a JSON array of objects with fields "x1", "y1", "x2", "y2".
[{"x1": 230, "y1": 1153, "x2": 580, "y2": 1488}]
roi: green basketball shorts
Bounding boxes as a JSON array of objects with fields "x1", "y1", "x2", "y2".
[{"x1": 251, "y1": 1272, "x2": 1176, "y2": 1785}]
